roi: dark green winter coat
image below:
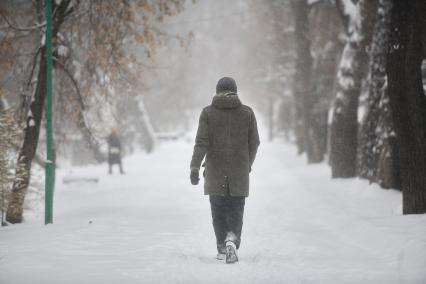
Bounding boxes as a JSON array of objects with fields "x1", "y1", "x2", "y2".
[{"x1": 190, "y1": 92, "x2": 260, "y2": 197}]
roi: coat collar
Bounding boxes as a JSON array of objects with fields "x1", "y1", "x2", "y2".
[{"x1": 212, "y1": 92, "x2": 242, "y2": 109}]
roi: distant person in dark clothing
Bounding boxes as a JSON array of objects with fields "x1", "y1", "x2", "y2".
[
  {"x1": 107, "y1": 129, "x2": 124, "y2": 174},
  {"x1": 190, "y1": 77, "x2": 260, "y2": 264}
]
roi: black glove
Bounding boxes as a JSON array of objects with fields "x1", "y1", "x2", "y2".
[{"x1": 190, "y1": 169, "x2": 200, "y2": 185}]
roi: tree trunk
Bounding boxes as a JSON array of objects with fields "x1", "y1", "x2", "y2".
[
  {"x1": 310, "y1": 1, "x2": 344, "y2": 162},
  {"x1": 6, "y1": 0, "x2": 71, "y2": 223},
  {"x1": 137, "y1": 98, "x2": 155, "y2": 153},
  {"x1": 329, "y1": 0, "x2": 378, "y2": 178},
  {"x1": 357, "y1": 0, "x2": 400, "y2": 189},
  {"x1": 268, "y1": 97, "x2": 274, "y2": 142},
  {"x1": 387, "y1": 0, "x2": 426, "y2": 214},
  {"x1": 291, "y1": 0, "x2": 317, "y2": 162},
  {"x1": 6, "y1": 49, "x2": 46, "y2": 223}
]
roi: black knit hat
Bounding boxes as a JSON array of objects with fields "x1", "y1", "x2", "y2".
[{"x1": 216, "y1": 77, "x2": 237, "y2": 94}]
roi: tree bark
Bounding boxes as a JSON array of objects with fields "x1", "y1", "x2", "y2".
[
  {"x1": 329, "y1": 0, "x2": 378, "y2": 178},
  {"x1": 291, "y1": 0, "x2": 316, "y2": 162},
  {"x1": 387, "y1": 0, "x2": 426, "y2": 214},
  {"x1": 310, "y1": 1, "x2": 344, "y2": 162},
  {"x1": 6, "y1": 49, "x2": 46, "y2": 223},
  {"x1": 357, "y1": 0, "x2": 400, "y2": 189}
]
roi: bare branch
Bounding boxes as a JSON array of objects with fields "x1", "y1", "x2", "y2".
[
  {"x1": 52, "y1": 0, "x2": 72, "y2": 36},
  {"x1": 61, "y1": 65, "x2": 106, "y2": 163},
  {"x1": 26, "y1": 47, "x2": 42, "y2": 89},
  {"x1": 0, "y1": 11, "x2": 45, "y2": 32},
  {"x1": 61, "y1": 65, "x2": 85, "y2": 110},
  {"x1": 308, "y1": 0, "x2": 327, "y2": 9}
]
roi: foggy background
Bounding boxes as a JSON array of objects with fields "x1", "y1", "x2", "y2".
[{"x1": 142, "y1": 0, "x2": 293, "y2": 136}]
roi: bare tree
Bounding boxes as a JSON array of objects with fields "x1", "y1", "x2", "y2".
[
  {"x1": 4, "y1": 0, "x2": 186, "y2": 223},
  {"x1": 6, "y1": 0, "x2": 72, "y2": 224}
]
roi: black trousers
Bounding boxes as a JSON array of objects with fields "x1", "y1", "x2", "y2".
[
  {"x1": 108, "y1": 162, "x2": 124, "y2": 174},
  {"x1": 209, "y1": 195, "x2": 245, "y2": 252},
  {"x1": 108, "y1": 154, "x2": 123, "y2": 174}
]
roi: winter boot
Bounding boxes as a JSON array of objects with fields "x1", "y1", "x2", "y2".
[
  {"x1": 216, "y1": 243, "x2": 226, "y2": 260},
  {"x1": 216, "y1": 252, "x2": 226, "y2": 260},
  {"x1": 225, "y1": 241, "x2": 238, "y2": 264}
]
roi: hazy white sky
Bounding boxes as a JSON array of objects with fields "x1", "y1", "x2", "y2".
[{"x1": 143, "y1": 0, "x2": 277, "y2": 131}]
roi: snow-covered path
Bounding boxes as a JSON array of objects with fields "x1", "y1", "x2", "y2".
[{"x1": 1, "y1": 142, "x2": 426, "y2": 284}]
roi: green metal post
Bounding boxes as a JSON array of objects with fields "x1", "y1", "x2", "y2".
[{"x1": 45, "y1": 0, "x2": 54, "y2": 225}]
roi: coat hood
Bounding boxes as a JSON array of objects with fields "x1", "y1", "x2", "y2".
[{"x1": 212, "y1": 92, "x2": 242, "y2": 109}]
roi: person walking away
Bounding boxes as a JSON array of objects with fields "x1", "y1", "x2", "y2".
[
  {"x1": 107, "y1": 129, "x2": 124, "y2": 174},
  {"x1": 190, "y1": 77, "x2": 260, "y2": 264}
]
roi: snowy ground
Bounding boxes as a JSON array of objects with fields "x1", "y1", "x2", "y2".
[{"x1": 1, "y1": 141, "x2": 426, "y2": 284}]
